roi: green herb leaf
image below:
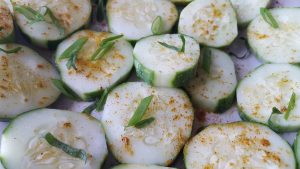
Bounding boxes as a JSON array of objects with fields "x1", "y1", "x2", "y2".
[
  {"x1": 44, "y1": 132, "x2": 88, "y2": 162},
  {"x1": 14, "y1": 5, "x2": 45, "y2": 24},
  {"x1": 0, "y1": 47, "x2": 22, "y2": 54},
  {"x1": 52, "y1": 79, "x2": 81, "y2": 100},
  {"x1": 127, "y1": 95, "x2": 154, "y2": 127},
  {"x1": 180, "y1": 34, "x2": 186, "y2": 53},
  {"x1": 202, "y1": 47, "x2": 212, "y2": 74},
  {"x1": 158, "y1": 34, "x2": 186, "y2": 53},
  {"x1": 284, "y1": 92, "x2": 296, "y2": 120},
  {"x1": 96, "y1": 89, "x2": 109, "y2": 111},
  {"x1": 151, "y1": 16, "x2": 163, "y2": 35},
  {"x1": 42, "y1": 6, "x2": 64, "y2": 35},
  {"x1": 82, "y1": 101, "x2": 97, "y2": 115},
  {"x1": 91, "y1": 35, "x2": 123, "y2": 60},
  {"x1": 272, "y1": 107, "x2": 282, "y2": 115},
  {"x1": 66, "y1": 54, "x2": 78, "y2": 70},
  {"x1": 260, "y1": 8, "x2": 279, "y2": 29},
  {"x1": 134, "y1": 117, "x2": 155, "y2": 129}
]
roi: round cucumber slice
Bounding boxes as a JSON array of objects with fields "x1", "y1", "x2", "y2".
[
  {"x1": 237, "y1": 64, "x2": 300, "y2": 132},
  {"x1": 248, "y1": 8, "x2": 300, "y2": 63},
  {"x1": 12, "y1": 0, "x2": 92, "y2": 48},
  {"x1": 55, "y1": 30, "x2": 134, "y2": 101},
  {"x1": 0, "y1": 44, "x2": 60, "y2": 119},
  {"x1": 1, "y1": 109, "x2": 108, "y2": 169},
  {"x1": 133, "y1": 34, "x2": 200, "y2": 87},
  {"x1": 107, "y1": 0, "x2": 178, "y2": 41},
  {"x1": 111, "y1": 164, "x2": 177, "y2": 169},
  {"x1": 0, "y1": 1, "x2": 14, "y2": 43},
  {"x1": 101, "y1": 82, "x2": 194, "y2": 166},
  {"x1": 230, "y1": 0, "x2": 270, "y2": 26},
  {"x1": 184, "y1": 122, "x2": 296, "y2": 169},
  {"x1": 185, "y1": 48, "x2": 237, "y2": 113},
  {"x1": 178, "y1": 0, "x2": 238, "y2": 48}
]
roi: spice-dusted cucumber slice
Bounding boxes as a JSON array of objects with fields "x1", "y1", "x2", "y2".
[
  {"x1": 248, "y1": 8, "x2": 300, "y2": 63},
  {"x1": 11, "y1": 0, "x2": 92, "y2": 48},
  {"x1": 107, "y1": 0, "x2": 178, "y2": 41},
  {"x1": 111, "y1": 164, "x2": 177, "y2": 169},
  {"x1": 55, "y1": 30, "x2": 134, "y2": 101},
  {"x1": 237, "y1": 64, "x2": 300, "y2": 132},
  {"x1": 101, "y1": 82, "x2": 194, "y2": 165},
  {"x1": 0, "y1": 44, "x2": 60, "y2": 120},
  {"x1": 133, "y1": 34, "x2": 200, "y2": 87},
  {"x1": 185, "y1": 48, "x2": 237, "y2": 113},
  {"x1": 184, "y1": 122, "x2": 296, "y2": 169},
  {"x1": 178, "y1": 0, "x2": 238, "y2": 48},
  {"x1": 230, "y1": 0, "x2": 271, "y2": 26},
  {"x1": 0, "y1": 0, "x2": 14, "y2": 43},
  {"x1": 1, "y1": 109, "x2": 108, "y2": 169}
]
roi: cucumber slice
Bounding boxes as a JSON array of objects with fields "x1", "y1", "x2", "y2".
[
  {"x1": 101, "y1": 82, "x2": 194, "y2": 165},
  {"x1": 184, "y1": 122, "x2": 296, "y2": 169},
  {"x1": 55, "y1": 30, "x2": 134, "y2": 101},
  {"x1": 230, "y1": 0, "x2": 270, "y2": 26},
  {"x1": 185, "y1": 48, "x2": 237, "y2": 113},
  {"x1": 1, "y1": 109, "x2": 108, "y2": 169},
  {"x1": 12, "y1": 0, "x2": 92, "y2": 48},
  {"x1": 0, "y1": 0, "x2": 14, "y2": 43},
  {"x1": 111, "y1": 164, "x2": 177, "y2": 169},
  {"x1": 107, "y1": 0, "x2": 178, "y2": 41},
  {"x1": 0, "y1": 44, "x2": 60, "y2": 119},
  {"x1": 237, "y1": 64, "x2": 300, "y2": 132},
  {"x1": 248, "y1": 8, "x2": 300, "y2": 63},
  {"x1": 133, "y1": 34, "x2": 200, "y2": 87},
  {"x1": 178, "y1": 0, "x2": 238, "y2": 48}
]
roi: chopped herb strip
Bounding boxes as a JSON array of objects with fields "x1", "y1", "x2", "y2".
[
  {"x1": 127, "y1": 95, "x2": 155, "y2": 128},
  {"x1": 158, "y1": 34, "x2": 186, "y2": 53},
  {"x1": 285, "y1": 92, "x2": 296, "y2": 120},
  {"x1": 59, "y1": 37, "x2": 88, "y2": 70},
  {"x1": 91, "y1": 34, "x2": 123, "y2": 60},
  {"x1": 272, "y1": 107, "x2": 282, "y2": 115},
  {"x1": 260, "y1": 8, "x2": 279, "y2": 29},
  {"x1": 151, "y1": 16, "x2": 163, "y2": 35},
  {"x1": 202, "y1": 47, "x2": 212, "y2": 74},
  {"x1": 44, "y1": 132, "x2": 88, "y2": 163},
  {"x1": 52, "y1": 79, "x2": 81, "y2": 100},
  {"x1": 0, "y1": 47, "x2": 22, "y2": 54},
  {"x1": 82, "y1": 101, "x2": 97, "y2": 115},
  {"x1": 96, "y1": 89, "x2": 110, "y2": 111}
]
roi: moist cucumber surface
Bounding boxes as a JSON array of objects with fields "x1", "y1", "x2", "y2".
[
  {"x1": 1, "y1": 109, "x2": 108, "y2": 169},
  {"x1": 248, "y1": 8, "x2": 300, "y2": 63},
  {"x1": 55, "y1": 30, "x2": 134, "y2": 100},
  {"x1": 101, "y1": 82, "x2": 194, "y2": 166},
  {"x1": 0, "y1": 0, "x2": 14, "y2": 43},
  {"x1": 0, "y1": 44, "x2": 60, "y2": 119},
  {"x1": 237, "y1": 64, "x2": 300, "y2": 132},
  {"x1": 11, "y1": 0, "x2": 92, "y2": 48},
  {"x1": 107, "y1": 0, "x2": 178, "y2": 41},
  {"x1": 185, "y1": 48, "x2": 237, "y2": 113},
  {"x1": 111, "y1": 164, "x2": 177, "y2": 169},
  {"x1": 133, "y1": 34, "x2": 200, "y2": 87},
  {"x1": 178, "y1": 0, "x2": 238, "y2": 47},
  {"x1": 184, "y1": 122, "x2": 296, "y2": 169}
]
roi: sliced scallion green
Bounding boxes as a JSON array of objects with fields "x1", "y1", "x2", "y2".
[
  {"x1": 285, "y1": 92, "x2": 296, "y2": 120},
  {"x1": 151, "y1": 16, "x2": 163, "y2": 35},
  {"x1": 96, "y1": 89, "x2": 109, "y2": 111},
  {"x1": 158, "y1": 34, "x2": 186, "y2": 53},
  {"x1": 260, "y1": 8, "x2": 279, "y2": 29}
]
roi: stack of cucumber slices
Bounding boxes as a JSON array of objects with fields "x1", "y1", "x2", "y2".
[{"x1": 1, "y1": 0, "x2": 300, "y2": 168}]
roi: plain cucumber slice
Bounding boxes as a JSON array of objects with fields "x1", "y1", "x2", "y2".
[
  {"x1": 178, "y1": 0, "x2": 238, "y2": 48},
  {"x1": 0, "y1": 1, "x2": 14, "y2": 43},
  {"x1": 107, "y1": 0, "x2": 178, "y2": 41},
  {"x1": 248, "y1": 8, "x2": 300, "y2": 63},
  {"x1": 184, "y1": 122, "x2": 296, "y2": 169},
  {"x1": 230, "y1": 0, "x2": 270, "y2": 26},
  {"x1": 134, "y1": 34, "x2": 200, "y2": 87},
  {"x1": 12, "y1": 0, "x2": 92, "y2": 48},
  {"x1": 185, "y1": 48, "x2": 237, "y2": 113},
  {"x1": 0, "y1": 44, "x2": 60, "y2": 119},
  {"x1": 0, "y1": 109, "x2": 108, "y2": 169},
  {"x1": 55, "y1": 30, "x2": 134, "y2": 101},
  {"x1": 101, "y1": 82, "x2": 194, "y2": 165},
  {"x1": 237, "y1": 64, "x2": 300, "y2": 132},
  {"x1": 111, "y1": 164, "x2": 177, "y2": 169}
]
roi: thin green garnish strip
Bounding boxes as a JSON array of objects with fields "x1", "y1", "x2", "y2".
[
  {"x1": 44, "y1": 132, "x2": 88, "y2": 162},
  {"x1": 151, "y1": 16, "x2": 163, "y2": 35},
  {"x1": 91, "y1": 34, "x2": 123, "y2": 60},
  {"x1": 0, "y1": 47, "x2": 22, "y2": 54},
  {"x1": 272, "y1": 92, "x2": 296, "y2": 120},
  {"x1": 260, "y1": 8, "x2": 279, "y2": 29},
  {"x1": 82, "y1": 89, "x2": 110, "y2": 115},
  {"x1": 126, "y1": 95, "x2": 155, "y2": 128},
  {"x1": 52, "y1": 79, "x2": 81, "y2": 100},
  {"x1": 202, "y1": 47, "x2": 212, "y2": 74},
  {"x1": 158, "y1": 34, "x2": 186, "y2": 53},
  {"x1": 58, "y1": 37, "x2": 88, "y2": 70},
  {"x1": 14, "y1": 5, "x2": 64, "y2": 34}
]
